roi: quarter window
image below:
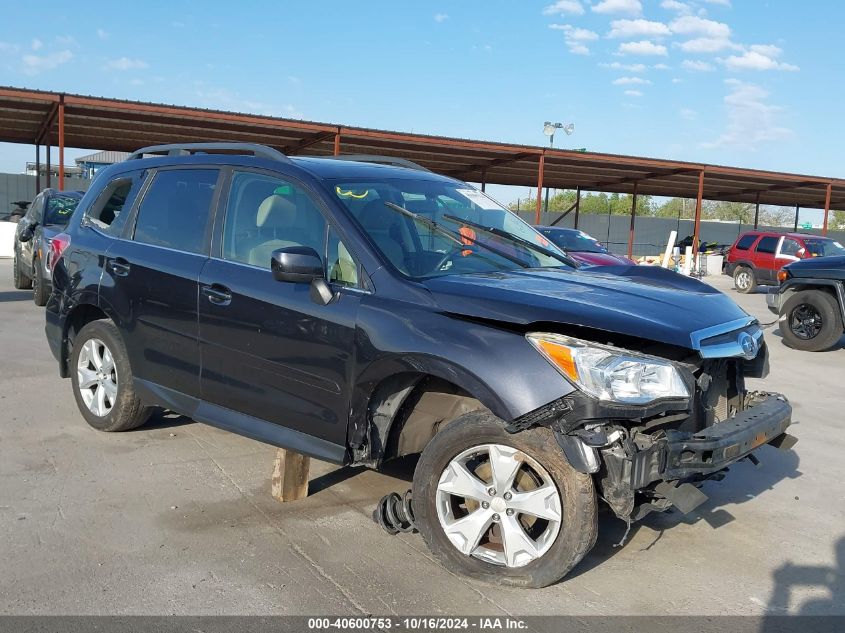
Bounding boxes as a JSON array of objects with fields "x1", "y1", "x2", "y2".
[
  {"x1": 755, "y1": 236, "x2": 779, "y2": 254},
  {"x1": 780, "y1": 238, "x2": 801, "y2": 257},
  {"x1": 133, "y1": 169, "x2": 218, "y2": 254},
  {"x1": 735, "y1": 234, "x2": 757, "y2": 250},
  {"x1": 86, "y1": 171, "x2": 147, "y2": 236},
  {"x1": 222, "y1": 171, "x2": 327, "y2": 269}
]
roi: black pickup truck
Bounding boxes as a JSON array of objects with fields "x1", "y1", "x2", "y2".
[{"x1": 768, "y1": 255, "x2": 845, "y2": 351}]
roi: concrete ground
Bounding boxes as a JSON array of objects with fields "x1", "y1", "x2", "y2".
[{"x1": 0, "y1": 258, "x2": 843, "y2": 616}]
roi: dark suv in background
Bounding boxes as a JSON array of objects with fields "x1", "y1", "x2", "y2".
[
  {"x1": 45, "y1": 143, "x2": 795, "y2": 588},
  {"x1": 13, "y1": 188, "x2": 83, "y2": 305}
]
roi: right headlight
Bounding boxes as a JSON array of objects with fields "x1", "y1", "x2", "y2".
[{"x1": 526, "y1": 332, "x2": 690, "y2": 405}]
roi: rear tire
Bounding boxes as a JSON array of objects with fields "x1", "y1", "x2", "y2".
[
  {"x1": 70, "y1": 320, "x2": 152, "y2": 432},
  {"x1": 412, "y1": 411, "x2": 597, "y2": 588},
  {"x1": 32, "y1": 257, "x2": 49, "y2": 306},
  {"x1": 13, "y1": 251, "x2": 32, "y2": 290},
  {"x1": 734, "y1": 266, "x2": 757, "y2": 294},
  {"x1": 781, "y1": 290, "x2": 843, "y2": 352}
]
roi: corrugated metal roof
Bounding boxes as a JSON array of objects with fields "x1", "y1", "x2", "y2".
[{"x1": 74, "y1": 150, "x2": 130, "y2": 165}]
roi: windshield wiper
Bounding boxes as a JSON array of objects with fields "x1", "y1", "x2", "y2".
[
  {"x1": 442, "y1": 214, "x2": 579, "y2": 268},
  {"x1": 382, "y1": 202, "x2": 530, "y2": 268}
]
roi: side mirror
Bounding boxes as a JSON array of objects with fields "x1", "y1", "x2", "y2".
[
  {"x1": 19, "y1": 225, "x2": 34, "y2": 243},
  {"x1": 271, "y1": 246, "x2": 324, "y2": 283}
]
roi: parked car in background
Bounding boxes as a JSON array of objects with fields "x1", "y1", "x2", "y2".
[
  {"x1": 45, "y1": 143, "x2": 794, "y2": 588},
  {"x1": 767, "y1": 255, "x2": 845, "y2": 351},
  {"x1": 13, "y1": 189, "x2": 83, "y2": 305},
  {"x1": 724, "y1": 230, "x2": 845, "y2": 294},
  {"x1": 537, "y1": 226, "x2": 636, "y2": 266}
]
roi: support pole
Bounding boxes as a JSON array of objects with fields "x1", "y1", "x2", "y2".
[
  {"x1": 692, "y1": 169, "x2": 705, "y2": 258},
  {"x1": 534, "y1": 153, "x2": 545, "y2": 225},
  {"x1": 271, "y1": 449, "x2": 311, "y2": 503},
  {"x1": 480, "y1": 168, "x2": 486, "y2": 192},
  {"x1": 574, "y1": 187, "x2": 581, "y2": 229},
  {"x1": 45, "y1": 138, "x2": 51, "y2": 190},
  {"x1": 793, "y1": 205, "x2": 800, "y2": 232},
  {"x1": 333, "y1": 130, "x2": 341, "y2": 156},
  {"x1": 35, "y1": 144, "x2": 41, "y2": 195},
  {"x1": 822, "y1": 183, "x2": 832, "y2": 236},
  {"x1": 627, "y1": 181, "x2": 639, "y2": 260},
  {"x1": 753, "y1": 192, "x2": 760, "y2": 229},
  {"x1": 58, "y1": 97, "x2": 65, "y2": 191}
]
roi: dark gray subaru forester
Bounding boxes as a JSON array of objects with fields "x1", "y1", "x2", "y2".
[{"x1": 45, "y1": 143, "x2": 796, "y2": 587}]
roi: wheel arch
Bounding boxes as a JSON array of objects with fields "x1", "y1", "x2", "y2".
[
  {"x1": 60, "y1": 301, "x2": 111, "y2": 377},
  {"x1": 780, "y1": 279, "x2": 845, "y2": 322}
]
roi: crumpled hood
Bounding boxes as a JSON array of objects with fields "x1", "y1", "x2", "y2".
[
  {"x1": 569, "y1": 251, "x2": 636, "y2": 267},
  {"x1": 423, "y1": 266, "x2": 749, "y2": 349}
]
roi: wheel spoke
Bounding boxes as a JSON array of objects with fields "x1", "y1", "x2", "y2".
[
  {"x1": 438, "y1": 461, "x2": 490, "y2": 502},
  {"x1": 95, "y1": 384, "x2": 107, "y2": 416},
  {"x1": 91, "y1": 343, "x2": 104, "y2": 370},
  {"x1": 77, "y1": 367, "x2": 99, "y2": 389},
  {"x1": 508, "y1": 482, "x2": 562, "y2": 522},
  {"x1": 499, "y1": 514, "x2": 540, "y2": 567},
  {"x1": 442, "y1": 508, "x2": 493, "y2": 555},
  {"x1": 101, "y1": 347, "x2": 115, "y2": 372},
  {"x1": 488, "y1": 445, "x2": 522, "y2": 493},
  {"x1": 102, "y1": 379, "x2": 117, "y2": 406}
]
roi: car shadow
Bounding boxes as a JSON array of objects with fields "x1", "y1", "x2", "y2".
[
  {"x1": 764, "y1": 535, "x2": 845, "y2": 618},
  {"x1": 0, "y1": 290, "x2": 32, "y2": 302},
  {"x1": 768, "y1": 326, "x2": 845, "y2": 351},
  {"x1": 567, "y1": 444, "x2": 802, "y2": 582},
  {"x1": 133, "y1": 409, "x2": 195, "y2": 431}
]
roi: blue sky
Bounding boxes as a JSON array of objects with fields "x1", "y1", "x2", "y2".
[{"x1": 0, "y1": 0, "x2": 838, "y2": 209}]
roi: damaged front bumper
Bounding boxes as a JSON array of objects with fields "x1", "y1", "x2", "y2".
[{"x1": 555, "y1": 392, "x2": 796, "y2": 521}]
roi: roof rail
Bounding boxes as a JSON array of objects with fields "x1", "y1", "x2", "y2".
[
  {"x1": 127, "y1": 142, "x2": 291, "y2": 163},
  {"x1": 324, "y1": 154, "x2": 431, "y2": 172}
]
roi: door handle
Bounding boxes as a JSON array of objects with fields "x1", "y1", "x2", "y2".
[
  {"x1": 202, "y1": 284, "x2": 232, "y2": 306},
  {"x1": 108, "y1": 258, "x2": 130, "y2": 277}
]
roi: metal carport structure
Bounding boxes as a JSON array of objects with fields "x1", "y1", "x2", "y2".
[{"x1": 2, "y1": 85, "x2": 843, "y2": 257}]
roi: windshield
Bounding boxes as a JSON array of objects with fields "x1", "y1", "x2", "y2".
[
  {"x1": 44, "y1": 194, "x2": 81, "y2": 227},
  {"x1": 329, "y1": 178, "x2": 571, "y2": 279},
  {"x1": 542, "y1": 229, "x2": 608, "y2": 253},
  {"x1": 804, "y1": 239, "x2": 845, "y2": 258}
]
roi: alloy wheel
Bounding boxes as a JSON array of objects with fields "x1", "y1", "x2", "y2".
[
  {"x1": 435, "y1": 443, "x2": 562, "y2": 568},
  {"x1": 790, "y1": 303, "x2": 823, "y2": 340},
  {"x1": 76, "y1": 338, "x2": 118, "y2": 417},
  {"x1": 735, "y1": 271, "x2": 750, "y2": 290}
]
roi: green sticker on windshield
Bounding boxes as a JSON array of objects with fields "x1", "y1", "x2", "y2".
[{"x1": 273, "y1": 185, "x2": 292, "y2": 196}]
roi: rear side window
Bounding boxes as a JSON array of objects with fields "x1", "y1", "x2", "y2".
[
  {"x1": 780, "y1": 238, "x2": 802, "y2": 256},
  {"x1": 755, "y1": 236, "x2": 779, "y2": 254},
  {"x1": 86, "y1": 171, "x2": 146, "y2": 236},
  {"x1": 133, "y1": 169, "x2": 219, "y2": 254},
  {"x1": 735, "y1": 234, "x2": 757, "y2": 250}
]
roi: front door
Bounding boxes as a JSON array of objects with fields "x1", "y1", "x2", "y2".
[
  {"x1": 198, "y1": 169, "x2": 361, "y2": 445},
  {"x1": 751, "y1": 235, "x2": 780, "y2": 283}
]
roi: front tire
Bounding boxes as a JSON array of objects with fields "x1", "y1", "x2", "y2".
[
  {"x1": 32, "y1": 256, "x2": 49, "y2": 306},
  {"x1": 734, "y1": 266, "x2": 757, "y2": 294},
  {"x1": 781, "y1": 290, "x2": 843, "y2": 352},
  {"x1": 413, "y1": 411, "x2": 597, "y2": 588},
  {"x1": 70, "y1": 320, "x2": 152, "y2": 432},
  {"x1": 13, "y1": 251, "x2": 32, "y2": 290}
]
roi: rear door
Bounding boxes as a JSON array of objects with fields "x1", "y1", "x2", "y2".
[
  {"x1": 751, "y1": 235, "x2": 780, "y2": 283},
  {"x1": 198, "y1": 168, "x2": 361, "y2": 446},
  {"x1": 103, "y1": 167, "x2": 221, "y2": 399},
  {"x1": 775, "y1": 236, "x2": 802, "y2": 272}
]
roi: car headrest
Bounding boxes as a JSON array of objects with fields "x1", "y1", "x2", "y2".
[
  {"x1": 257, "y1": 195, "x2": 296, "y2": 228},
  {"x1": 358, "y1": 199, "x2": 395, "y2": 230}
]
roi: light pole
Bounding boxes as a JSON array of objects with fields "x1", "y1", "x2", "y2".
[{"x1": 542, "y1": 122, "x2": 575, "y2": 215}]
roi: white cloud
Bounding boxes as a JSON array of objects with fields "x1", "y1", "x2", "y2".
[
  {"x1": 613, "y1": 76, "x2": 651, "y2": 85},
  {"x1": 682, "y1": 59, "x2": 714, "y2": 71},
  {"x1": 678, "y1": 37, "x2": 739, "y2": 53},
  {"x1": 624, "y1": 89, "x2": 644, "y2": 97},
  {"x1": 607, "y1": 19, "x2": 671, "y2": 39},
  {"x1": 31, "y1": 39, "x2": 42, "y2": 51},
  {"x1": 542, "y1": 0, "x2": 584, "y2": 15},
  {"x1": 702, "y1": 0, "x2": 731, "y2": 5},
  {"x1": 96, "y1": 28, "x2": 109, "y2": 40},
  {"x1": 702, "y1": 80, "x2": 792, "y2": 149},
  {"x1": 551, "y1": 24, "x2": 599, "y2": 55},
  {"x1": 617, "y1": 40, "x2": 668, "y2": 56},
  {"x1": 601, "y1": 61, "x2": 647, "y2": 72},
  {"x1": 680, "y1": 108, "x2": 698, "y2": 120},
  {"x1": 661, "y1": 0, "x2": 691, "y2": 12},
  {"x1": 55, "y1": 35, "x2": 78, "y2": 47},
  {"x1": 654, "y1": 63, "x2": 670, "y2": 69},
  {"x1": 672, "y1": 78, "x2": 683, "y2": 83},
  {"x1": 721, "y1": 49, "x2": 799, "y2": 71},
  {"x1": 105, "y1": 57, "x2": 149, "y2": 71},
  {"x1": 21, "y1": 50, "x2": 73, "y2": 75},
  {"x1": 592, "y1": 0, "x2": 642, "y2": 15},
  {"x1": 670, "y1": 15, "x2": 731, "y2": 38},
  {"x1": 434, "y1": 13, "x2": 449, "y2": 22}
]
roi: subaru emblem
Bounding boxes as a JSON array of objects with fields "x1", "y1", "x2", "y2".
[{"x1": 739, "y1": 331, "x2": 758, "y2": 359}]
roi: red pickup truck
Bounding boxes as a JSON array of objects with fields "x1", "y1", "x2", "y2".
[{"x1": 724, "y1": 231, "x2": 845, "y2": 293}]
